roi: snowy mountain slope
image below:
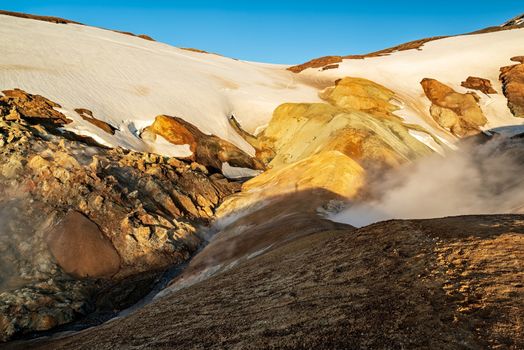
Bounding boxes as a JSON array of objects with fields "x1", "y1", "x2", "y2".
[
  {"x1": 1, "y1": 13, "x2": 523, "y2": 159},
  {"x1": 294, "y1": 29, "x2": 524, "y2": 145},
  {"x1": 0, "y1": 14, "x2": 321, "y2": 156}
]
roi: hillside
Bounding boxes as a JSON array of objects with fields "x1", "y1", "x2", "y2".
[
  {"x1": 14, "y1": 215, "x2": 524, "y2": 350},
  {"x1": 0, "y1": 10, "x2": 523, "y2": 347}
]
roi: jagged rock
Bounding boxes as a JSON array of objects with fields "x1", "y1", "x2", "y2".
[
  {"x1": 142, "y1": 114, "x2": 264, "y2": 172},
  {"x1": 1, "y1": 89, "x2": 71, "y2": 125},
  {"x1": 460, "y1": 76, "x2": 497, "y2": 94},
  {"x1": 421, "y1": 78, "x2": 487, "y2": 136},
  {"x1": 500, "y1": 57, "x2": 524, "y2": 118},
  {"x1": 74, "y1": 108, "x2": 118, "y2": 135},
  {"x1": 46, "y1": 211, "x2": 121, "y2": 278}
]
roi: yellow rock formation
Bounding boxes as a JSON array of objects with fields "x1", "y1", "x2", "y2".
[{"x1": 217, "y1": 150, "x2": 365, "y2": 217}]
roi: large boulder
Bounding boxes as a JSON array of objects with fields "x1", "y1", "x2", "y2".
[{"x1": 46, "y1": 211, "x2": 121, "y2": 278}]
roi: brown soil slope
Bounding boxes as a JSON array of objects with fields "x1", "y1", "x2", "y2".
[{"x1": 21, "y1": 214, "x2": 524, "y2": 350}]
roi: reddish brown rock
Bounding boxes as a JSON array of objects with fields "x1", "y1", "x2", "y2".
[
  {"x1": 461, "y1": 76, "x2": 497, "y2": 94},
  {"x1": 500, "y1": 58, "x2": 524, "y2": 118},
  {"x1": 322, "y1": 64, "x2": 339, "y2": 71},
  {"x1": 421, "y1": 78, "x2": 487, "y2": 137},
  {"x1": 288, "y1": 20, "x2": 524, "y2": 73},
  {"x1": 287, "y1": 56, "x2": 343, "y2": 73},
  {"x1": 143, "y1": 115, "x2": 264, "y2": 172},
  {"x1": 46, "y1": 211, "x2": 121, "y2": 278},
  {"x1": 74, "y1": 108, "x2": 118, "y2": 135},
  {"x1": 1, "y1": 89, "x2": 71, "y2": 125}
]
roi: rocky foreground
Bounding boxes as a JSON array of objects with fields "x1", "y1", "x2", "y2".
[
  {"x1": 0, "y1": 89, "x2": 243, "y2": 341},
  {"x1": 11, "y1": 214, "x2": 523, "y2": 349}
]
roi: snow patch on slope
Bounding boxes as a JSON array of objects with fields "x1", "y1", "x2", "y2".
[{"x1": 0, "y1": 14, "x2": 320, "y2": 157}]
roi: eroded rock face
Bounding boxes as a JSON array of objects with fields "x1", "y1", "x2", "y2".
[
  {"x1": 421, "y1": 78, "x2": 487, "y2": 137},
  {"x1": 142, "y1": 115, "x2": 264, "y2": 172},
  {"x1": 461, "y1": 76, "x2": 497, "y2": 94},
  {"x1": 46, "y1": 211, "x2": 121, "y2": 278},
  {"x1": 500, "y1": 56, "x2": 524, "y2": 118},
  {"x1": 0, "y1": 91, "x2": 241, "y2": 341}
]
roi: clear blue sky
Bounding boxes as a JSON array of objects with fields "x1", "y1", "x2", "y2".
[{"x1": 0, "y1": 1, "x2": 522, "y2": 64}]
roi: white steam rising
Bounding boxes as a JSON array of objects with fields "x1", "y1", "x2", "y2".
[{"x1": 330, "y1": 135, "x2": 524, "y2": 227}]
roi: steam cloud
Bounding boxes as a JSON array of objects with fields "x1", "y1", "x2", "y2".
[{"x1": 330, "y1": 134, "x2": 524, "y2": 227}]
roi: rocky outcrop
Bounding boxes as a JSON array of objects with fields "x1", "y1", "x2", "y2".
[
  {"x1": 223, "y1": 78, "x2": 435, "y2": 229},
  {"x1": 460, "y1": 76, "x2": 497, "y2": 94},
  {"x1": 1, "y1": 89, "x2": 72, "y2": 125},
  {"x1": 502, "y1": 14, "x2": 524, "y2": 27},
  {"x1": 233, "y1": 77, "x2": 434, "y2": 170},
  {"x1": 421, "y1": 78, "x2": 487, "y2": 137},
  {"x1": 500, "y1": 56, "x2": 524, "y2": 118},
  {"x1": 26, "y1": 215, "x2": 524, "y2": 350},
  {"x1": 287, "y1": 37, "x2": 446, "y2": 72},
  {"x1": 74, "y1": 108, "x2": 118, "y2": 135},
  {"x1": 287, "y1": 56, "x2": 343, "y2": 73},
  {"x1": 142, "y1": 115, "x2": 264, "y2": 172},
  {"x1": 0, "y1": 91, "x2": 241, "y2": 341}
]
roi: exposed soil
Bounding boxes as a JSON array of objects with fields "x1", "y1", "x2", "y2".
[{"x1": 16, "y1": 214, "x2": 523, "y2": 349}]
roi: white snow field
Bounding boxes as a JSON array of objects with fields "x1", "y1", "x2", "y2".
[
  {"x1": 0, "y1": 14, "x2": 321, "y2": 155},
  {"x1": 1, "y1": 14, "x2": 523, "y2": 157}
]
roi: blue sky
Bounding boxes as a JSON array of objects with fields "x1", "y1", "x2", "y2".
[{"x1": 0, "y1": 1, "x2": 522, "y2": 64}]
